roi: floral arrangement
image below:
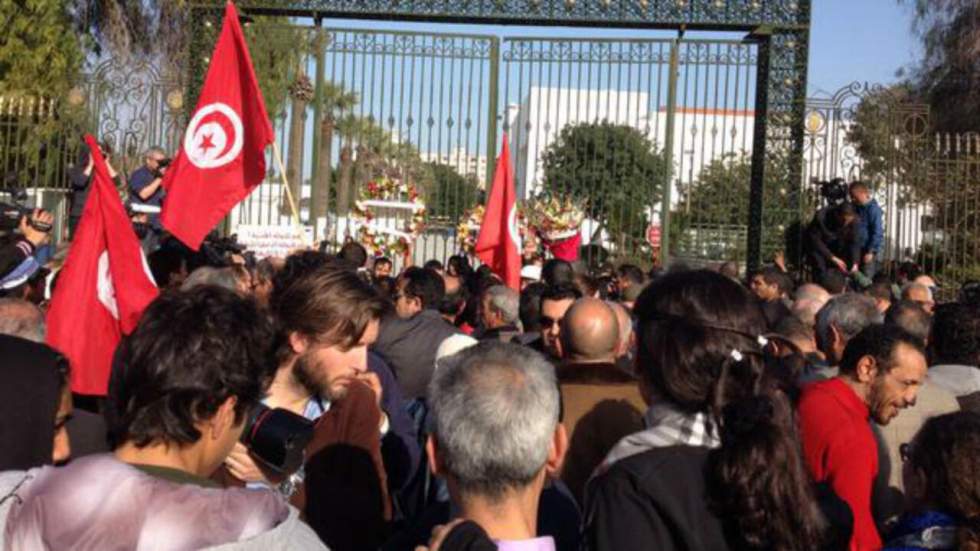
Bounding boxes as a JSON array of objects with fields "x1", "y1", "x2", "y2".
[
  {"x1": 524, "y1": 190, "x2": 584, "y2": 242},
  {"x1": 456, "y1": 204, "x2": 486, "y2": 254},
  {"x1": 457, "y1": 204, "x2": 531, "y2": 255},
  {"x1": 351, "y1": 176, "x2": 426, "y2": 257}
]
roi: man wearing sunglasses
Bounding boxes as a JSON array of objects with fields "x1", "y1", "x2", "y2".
[{"x1": 539, "y1": 285, "x2": 582, "y2": 361}]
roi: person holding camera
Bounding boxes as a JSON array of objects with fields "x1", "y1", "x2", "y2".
[
  {"x1": 0, "y1": 209, "x2": 54, "y2": 283},
  {"x1": 215, "y1": 262, "x2": 393, "y2": 551},
  {"x1": 805, "y1": 201, "x2": 862, "y2": 283},
  {"x1": 0, "y1": 286, "x2": 327, "y2": 550},
  {"x1": 129, "y1": 146, "x2": 170, "y2": 250},
  {"x1": 68, "y1": 140, "x2": 119, "y2": 240}
]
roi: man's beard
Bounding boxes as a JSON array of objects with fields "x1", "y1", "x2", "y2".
[
  {"x1": 868, "y1": 375, "x2": 898, "y2": 425},
  {"x1": 292, "y1": 351, "x2": 348, "y2": 401}
]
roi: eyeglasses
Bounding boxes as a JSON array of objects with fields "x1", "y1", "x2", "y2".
[{"x1": 539, "y1": 315, "x2": 561, "y2": 329}]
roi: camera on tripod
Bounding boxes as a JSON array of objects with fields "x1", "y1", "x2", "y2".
[{"x1": 812, "y1": 177, "x2": 850, "y2": 206}]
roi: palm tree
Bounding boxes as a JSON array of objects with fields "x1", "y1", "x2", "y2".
[
  {"x1": 332, "y1": 112, "x2": 435, "y2": 218},
  {"x1": 312, "y1": 82, "x2": 358, "y2": 226},
  {"x1": 282, "y1": 71, "x2": 313, "y2": 216}
]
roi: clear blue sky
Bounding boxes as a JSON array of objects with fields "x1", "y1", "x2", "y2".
[{"x1": 807, "y1": 0, "x2": 920, "y2": 95}]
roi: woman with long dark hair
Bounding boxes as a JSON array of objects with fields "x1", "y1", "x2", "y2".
[{"x1": 584, "y1": 270, "x2": 830, "y2": 550}]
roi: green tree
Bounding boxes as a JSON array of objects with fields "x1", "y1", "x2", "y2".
[
  {"x1": 0, "y1": 0, "x2": 84, "y2": 97},
  {"x1": 671, "y1": 152, "x2": 798, "y2": 263},
  {"x1": 540, "y1": 121, "x2": 669, "y2": 251},
  {"x1": 899, "y1": 0, "x2": 980, "y2": 133},
  {"x1": 425, "y1": 162, "x2": 480, "y2": 222}
]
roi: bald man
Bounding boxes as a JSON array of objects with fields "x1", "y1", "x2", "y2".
[
  {"x1": 606, "y1": 301, "x2": 636, "y2": 375},
  {"x1": 557, "y1": 298, "x2": 646, "y2": 504}
]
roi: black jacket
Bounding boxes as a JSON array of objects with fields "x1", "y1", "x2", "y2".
[
  {"x1": 585, "y1": 446, "x2": 730, "y2": 551},
  {"x1": 0, "y1": 238, "x2": 34, "y2": 281},
  {"x1": 372, "y1": 310, "x2": 461, "y2": 399},
  {"x1": 806, "y1": 207, "x2": 860, "y2": 266},
  {"x1": 585, "y1": 445, "x2": 853, "y2": 551}
]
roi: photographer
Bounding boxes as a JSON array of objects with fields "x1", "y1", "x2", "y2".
[
  {"x1": 129, "y1": 146, "x2": 170, "y2": 250},
  {"x1": 68, "y1": 140, "x2": 118, "y2": 240},
  {"x1": 806, "y1": 200, "x2": 861, "y2": 283},
  {"x1": 0, "y1": 209, "x2": 53, "y2": 282}
]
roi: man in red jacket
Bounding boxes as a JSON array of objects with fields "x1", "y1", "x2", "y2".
[{"x1": 799, "y1": 324, "x2": 928, "y2": 551}]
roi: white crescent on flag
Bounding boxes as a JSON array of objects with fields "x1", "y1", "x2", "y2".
[
  {"x1": 508, "y1": 204, "x2": 522, "y2": 252},
  {"x1": 96, "y1": 250, "x2": 158, "y2": 321},
  {"x1": 183, "y1": 102, "x2": 244, "y2": 169}
]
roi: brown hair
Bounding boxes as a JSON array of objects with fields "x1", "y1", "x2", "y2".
[{"x1": 272, "y1": 266, "x2": 388, "y2": 364}]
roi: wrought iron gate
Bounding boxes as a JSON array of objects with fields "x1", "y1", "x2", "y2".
[{"x1": 231, "y1": 27, "x2": 760, "y2": 267}]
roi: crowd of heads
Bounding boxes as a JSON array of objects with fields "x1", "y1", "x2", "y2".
[{"x1": 1, "y1": 235, "x2": 979, "y2": 551}]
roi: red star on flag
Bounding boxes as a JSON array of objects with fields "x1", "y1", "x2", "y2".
[{"x1": 199, "y1": 133, "x2": 216, "y2": 155}]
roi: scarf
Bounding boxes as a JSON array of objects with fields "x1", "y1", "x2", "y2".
[{"x1": 597, "y1": 400, "x2": 721, "y2": 474}]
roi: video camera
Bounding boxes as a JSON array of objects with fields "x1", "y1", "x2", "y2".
[
  {"x1": 812, "y1": 177, "x2": 850, "y2": 206},
  {"x1": 152, "y1": 158, "x2": 172, "y2": 179},
  {"x1": 200, "y1": 232, "x2": 255, "y2": 268},
  {"x1": 240, "y1": 403, "x2": 315, "y2": 476},
  {"x1": 0, "y1": 189, "x2": 52, "y2": 234}
]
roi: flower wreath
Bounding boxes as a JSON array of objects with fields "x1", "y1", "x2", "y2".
[
  {"x1": 351, "y1": 176, "x2": 427, "y2": 257},
  {"x1": 456, "y1": 204, "x2": 485, "y2": 254},
  {"x1": 524, "y1": 190, "x2": 584, "y2": 241},
  {"x1": 457, "y1": 204, "x2": 530, "y2": 255}
]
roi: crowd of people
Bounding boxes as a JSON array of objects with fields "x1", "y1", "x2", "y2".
[{"x1": 1, "y1": 215, "x2": 979, "y2": 550}]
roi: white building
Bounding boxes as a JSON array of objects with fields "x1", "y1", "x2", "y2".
[
  {"x1": 420, "y1": 146, "x2": 489, "y2": 185},
  {"x1": 506, "y1": 85, "x2": 927, "y2": 256}
]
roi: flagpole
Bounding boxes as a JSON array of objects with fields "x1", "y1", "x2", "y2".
[{"x1": 270, "y1": 141, "x2": 307, "y2": 243}]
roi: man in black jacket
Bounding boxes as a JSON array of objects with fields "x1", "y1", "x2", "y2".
[{"x1": 373, "y1": 267, "x2": 460, "y2": 400}]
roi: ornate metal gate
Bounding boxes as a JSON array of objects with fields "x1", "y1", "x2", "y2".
[
  {"x1": 76, "y1": 57, "x2": 185, "y2": 173},
  {"x1": 228, "y1": 28, "x2": 763, "y2": 266},
  {"x1": 192, "y1": 0, "x2": 811, "y2": 269},
  {"x1": 0, "y1": 56, "x2": 184, "y2": 191}
]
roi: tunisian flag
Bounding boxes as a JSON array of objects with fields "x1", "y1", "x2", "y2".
[
  {"x1": 161, "y1": 0, "x2": 274, "y2": 250},
  {"x1": 475, "y1": 135, "x2": 521, "y2": 290},
  {"x1": 47, "y1": 135, "x2": 159, "y2": 396}
]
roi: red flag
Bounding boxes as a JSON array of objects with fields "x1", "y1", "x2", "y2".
[
  {"x1": 47, "y1": 135, "x2": 159, "y2": 396},
  {"x1": 475, "y1": 135, "x2": 521, "y2": 290},
  {"x1": 161, "y1": 0, "x2": 274, "y2": 250}
]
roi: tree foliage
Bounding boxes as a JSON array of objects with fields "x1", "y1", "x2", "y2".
[
  {"x1": 425, "y1": 162, "x2": 480, "y2": 222},
  {"x1": 900, "y1": 0, "x2": 980, "y2": 132},
  {"x1": 540, "y1": 121, "x2": 669, "y2": 247},
  {"x1": 245, "y1": 19, "x2": 314, "y2": 118},
  {"x1": 670, "y1": 152, "x2": 798, "y2": 263},
  {"x1": 0, "y1": 0, "x2": 85, "y2": 97}
]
